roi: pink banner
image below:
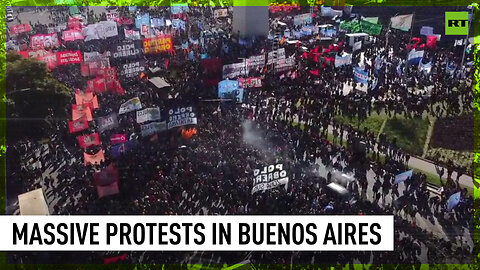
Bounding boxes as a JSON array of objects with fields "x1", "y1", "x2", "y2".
[
  {"x1": 62, "y1": 30, "x2": 84, "y2": 42},
  {"x1": 9, "y1": 24, "x2": 31, "y2": 35},
  {"x1": 57, "y1": 50, "x2": 83, "y2": 65},
  {"x1": 110, "y1": 134, "x2": 127, "y2": 145}
]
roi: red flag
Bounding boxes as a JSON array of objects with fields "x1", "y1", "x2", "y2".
[
  {"x1": 94, "y1": 164, "x2": 120, "y2": 199},
  {"x1": 104, "y1": 253, "x2": 128, "y2": 264},
  {"x1": 84, "y1": 150, "x2": 105, "y2": 166},
  {"x1": 426, "y1": 35, "x2": 437, "y2": 49},
  {"x1": 78, "y1": 133, "x2": 101, "y2": 149},
  {"x1": 310, "y1": 69, "x2": 320, "y2": 76},
  {"x1": 68, "y1": 118, "x2": 89, "y2": 133}
]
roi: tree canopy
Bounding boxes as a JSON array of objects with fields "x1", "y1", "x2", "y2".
[{"x1": 5, "y1": 52, "x2": 71, "y2": 141}]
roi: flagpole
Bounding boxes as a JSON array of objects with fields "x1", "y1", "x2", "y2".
[
  {"x1": 404, "y1": 11, "x2": 415, "y2": 87},
  {"x1": 461, "y1": 7, "x2": 473, "y2": 67}
]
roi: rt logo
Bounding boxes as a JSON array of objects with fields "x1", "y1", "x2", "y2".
[{"x1": 445, "y1": 12, "x2": 469, "y2": 35}]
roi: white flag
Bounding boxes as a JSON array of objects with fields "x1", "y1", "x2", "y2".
[{"x1": 391, "y1": 14, "x2": 413, "y2": 31}]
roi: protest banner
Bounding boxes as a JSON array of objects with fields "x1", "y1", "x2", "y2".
[
  {"x1": 274, "y1": 57, "x2": 295, "y2": 72},
  {"x1": 94, "y1": 164, "x2": 119, "y2": 198},
  {"x1": 167, "y1": 107, "x2": 197, "y2": 129},
  {"x1": 30, "y1": 33, "x2": 60, "y2": 49},
  {"x1": 140, "y1": 122, "x2": 167, "y2": 137},
  {"x1": 119, "y1": 97, "x2": 142, "y2": 114},
  {"x1": 111, "y1": 140, "x2": 137, "y2": 158},
  {"x1": 246, "y1": 55, "x2": 265, "y2": 71},
  {"x1": 57, "y1": 50, "x2": 83, "y2": 65},
  {"x1": 72, "y1": 105, "x2": 93, "y2": 121},
  {"x1": 252, "y1": 164, "x2": 289, "y2": 194},
  {"x1": 97, "y1": 113, "x2": 119, "y2": 133},
  {"x1": 110, "y1": 134, "x2": 127, "y2": 145},
  {"x1": 78, "y1": 133, "x2": 101, "y2": 149},
  {"x1": 214, "y1": 8, "x2": 228, "y2": 18},
  {"x1": 62, "y1": 29, "x2": 84, "y2": 42},
  {"x1": 238, "y1": 77, "x2": 262, "y2": 88},
  {"x1": 136, "y1": 107, "x2": 161, "y2": 124},
  {"x1": 222, "y1": 62, "x2": 246, "y2": 79},
  {"x1": 84, "y1": 150, "x2": 105, "y2": 166},
  {"x1": 68, "y1": 118, "x2": 89, "y2": 134},
  {"x1": 293, "y1": 13, "x2": 312, "y2": 25},
  {"x1": 119, "y1": 60, "x2": 146, "y2": 79},
  {"x1": 124, "y1": 29, "x2": 141, "y2": 40},
  {"x1": 111, "y1": 41, "x2": 143, "y2": 59},
  {"x1": 106, "y1": 11, "x2": 119, "y2": 21},
  {"x1": 75, "y1": 90, "x2": 99, "y2": 109},
  {"x1": 335, "y1": 53, "x2": 352, "y2": 67},
  {"x1": 143, "y1": 36, "x2": 173, "y2": 54},
  {"x1": 9, "y1": 24, "x2": 31, "y2": 35},
  {"x1": 38, "y1": 52, "x2": 58, "y2": 71}
]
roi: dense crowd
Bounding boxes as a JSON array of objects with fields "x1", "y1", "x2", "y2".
[{"x1": 5, "y1": 5, "x2": 474, "y2": 266}]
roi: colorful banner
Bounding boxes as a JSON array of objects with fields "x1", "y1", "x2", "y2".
[
  {"x1": 335, "y1": 53, "x2": 352, "y2": 67},
  {"x1": 119, "y1": 97, "x2": 142, "y2": 115},
  {"x1": 84, "y1": 150, "x2": 105, "y2": 166},
  {"x1": 97, "y1": 113, "x2": 119, "y2": 133},
  {"x1": 202, "y1": 58, "x2": 223, "y2": 86},
  {"x1": 94, "y1": 164, "x2": 119, "y2": 198},
  {"x1": 167, "y1": 107, "x2": 197, "y2": 129},
  {"x1": 110, "y1": 134, "x2": 127, "y2": 145},
  {"x1": 214, "y1": 8, "x2": 228, "y2": 18},
  {"x1": 140, "y1": 122, "x2": 167, "y2": 137},
  {"x1": 111, "y1": 140, "x2": 137, "y2": 158},
  {"x1": 391, "y1": 14, "x2": 413, "y2": 31},
  {"x1": 30, "y1": 33, "x2": 60, "y2": 49},
  {"x1": 136, "y1": 107, "x2": 161, "y2": 124},
  {"x1": 9, "y1": 24, "x2": 32, "y2": 35},
  {"x1": 238, "y1": 77, "x2": 262, "y2": 88},
  {"x1": 135, "y1": 13, "x2": 151, "y2": 30},
  {"x1": 57, "y1": 50, "x2": 83, "y2": 65},
  {"x1": 72, "y1": 105, "x2": 93, "y2": 121},
  {"x1": 408, "y1": 49, "x2": 424, "y2": 65},
  {"x1": 360, "y1": 20, "x2": 382, "y2": 36},
  {"x1": 293, "y1": 13, "x2": 312, "y2": 26},
  {"x1": 151, "y1": 18, "x2": 165, "y2": 28},
  {"x1": 38, "y1": 52, "x2": 58, "y2": 71},
  {"x1": 353, "y1": 67, "x2": 369, "y2": 84},
  {"x1": 78, "y1": 133, "x2": 101, "y2": 149},
  {"x1": 106, "y1": 11, "x2": 119, "y2": 21},
  {"x1": 124, "y1": 29, "x2": 141, "y2": 40},
  {"x1": 75, "y1": 91, "x2": 99, "y2": 109},
  {"x1": 420, "y1": 26, "x2": 434, "y2": 36},
  {"x1": 172, "y1": 19, "x2": 186, "y2": 30},
  {"x1": 143, "y1": 36, "x2": 173, "y2": 54},
  {"x1": 68, "y1": 118, "x2": 89, "y2": 134},
  {"x1": 252, "y1": 164, "x2": 289, "y2": 194},
  {"x1": 62, "y1": 30, "x2": 84, "y2": 42},
  {"x1": 394, "y1": 170, "x2": 413, "y2": 184}
]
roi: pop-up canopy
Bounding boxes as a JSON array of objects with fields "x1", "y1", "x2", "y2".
[{"x1": 18, "y1": 188, "x2": 49, "y2": 215}]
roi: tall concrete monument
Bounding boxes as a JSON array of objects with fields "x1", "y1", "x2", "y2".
[{"x1": 232, "y1": 0, "x2": 270, "y2": 38}]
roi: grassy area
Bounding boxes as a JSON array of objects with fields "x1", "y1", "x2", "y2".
[
  {"x1": 382, "y1": 116, "x2": 430, "y2": 156},
  {"x1": 334, "y1": 113, "x2": 387, "y2": 136}
]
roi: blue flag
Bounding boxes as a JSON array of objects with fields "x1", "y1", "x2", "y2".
[
  {"x1": 394, "y1": 170, "x2": 413, "y2": 184},
  {"x1": 111, "y1": 140, "x2": 137, "y2": 158},
  {"x1": 135, "y1": 13, "x2": 151, "y2": 30},
  {"x1": 354, "y1": 67, "x2": 369, "y2": 84},
  {"x1": 447, "y1": 192, "x2": 461, "y2": 211},
  {"x1": 408, "y1": 49, "x2": 424, "y2": 65}
]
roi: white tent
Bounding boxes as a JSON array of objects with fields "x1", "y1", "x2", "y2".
[{"x1": 18, "y1": 189, "x2": 49, "y2": 215}]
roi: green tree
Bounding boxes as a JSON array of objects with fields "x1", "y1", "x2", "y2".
[{"x1": 5, "y1": 52, "x2": 70, "y2": 141}]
